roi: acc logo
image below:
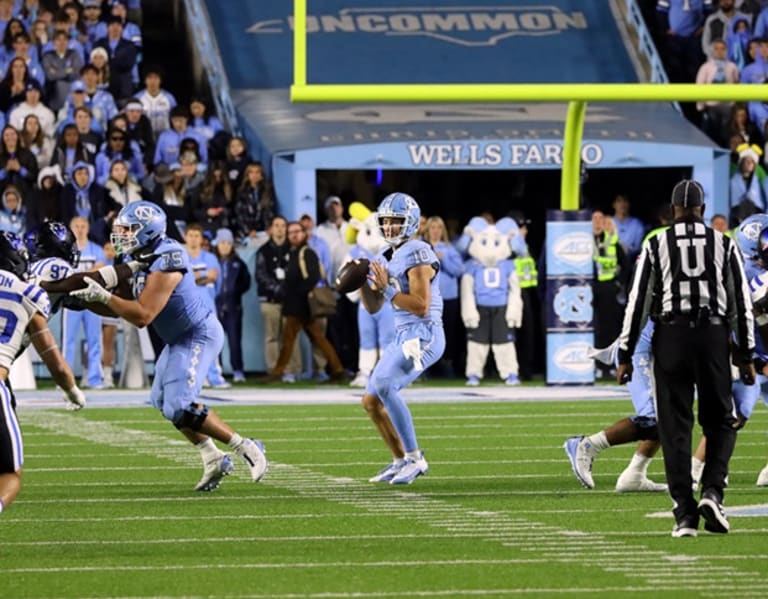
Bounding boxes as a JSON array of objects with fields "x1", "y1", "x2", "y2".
[
  {"x1": 553, "y1": 341, "x2": 593, "y2": 374},
  {"x1": 554, "y1": 285, "x2": 592, "y2": 323},
  {"x1": 248, "y1": 6, "x2": 587, "y2": 47},
  {"x1": 553, "y1": 232, "x2": 593, "y2": 267}
]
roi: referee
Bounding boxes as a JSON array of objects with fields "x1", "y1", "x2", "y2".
[{"x1": 617, "y1": 179, "x2": 756, "y2": 538}]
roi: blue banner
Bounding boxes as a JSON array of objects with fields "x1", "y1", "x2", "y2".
[{"x1": 546, "y1": 210, "x2": 593, "y2": 385}]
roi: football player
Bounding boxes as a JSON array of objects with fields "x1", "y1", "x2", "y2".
[{"x1": 70, "y1": 202, "x2": 268, "y2": 492}]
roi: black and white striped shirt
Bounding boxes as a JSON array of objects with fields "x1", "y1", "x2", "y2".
[{"x1": 618, "y1": 219, "x2": 755, "y2": 363}]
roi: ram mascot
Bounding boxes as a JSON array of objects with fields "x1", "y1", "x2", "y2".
[
  {"x1": 343, "y1": 202, "x2": 395, "y2": 388},
  {"x1": 460, "y1": 217, "x2": 524, "y2": 386}
]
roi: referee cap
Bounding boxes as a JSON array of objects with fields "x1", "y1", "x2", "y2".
[{"x1": 671, "y1": 180, "x2": 704, "y2": 208}]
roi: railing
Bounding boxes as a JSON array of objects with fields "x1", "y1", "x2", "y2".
[
  {"x1": 183, "y1": 0, "x2": 241, "y2": 135},
  {"x1": 625, "y1": 0, "x2": 669, "y2": 84}
]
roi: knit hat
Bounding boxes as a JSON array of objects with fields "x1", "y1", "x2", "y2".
[{"x1": 737, "y1": 143, "x2": 762, "y2": 165}]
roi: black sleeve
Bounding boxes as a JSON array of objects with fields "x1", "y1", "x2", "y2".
[
  {"x1": 300, "y1": 247, "x2": 321, "y2": 292},
  {"x1": 255, "y1": 249, "x2": 282, "y2": 301},
  {"x1": 235, "y1": 256, "x2": 251, "y2": 295}
]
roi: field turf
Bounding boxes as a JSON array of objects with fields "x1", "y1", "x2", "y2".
[{"x1": 4, "y1": 396, "x2": 768, "y2": 598}]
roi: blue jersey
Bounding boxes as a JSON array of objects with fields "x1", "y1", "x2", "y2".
[
  {"x1": 376, "y1": 239, "x2": 442, "y2": 328},
  {"x1": 463, "y1": 258, "x2": 516, "y2": 307},
  {"x1": 131, "y1": 238, "x2": 212, "y2": 345},
  {"x1": 76, "y1": 241, "x2": 106, "y2": 273}
]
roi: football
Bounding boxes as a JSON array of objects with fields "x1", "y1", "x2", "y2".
[{"x1": 335, "y1": 258, "x2": 370, "y2": 293}]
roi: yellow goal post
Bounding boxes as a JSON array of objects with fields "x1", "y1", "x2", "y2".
[{"x1": 290, "y1": 0, "x2": 767, "y2": 210}]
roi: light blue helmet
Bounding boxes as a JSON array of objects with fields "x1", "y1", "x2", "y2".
[
  {"x1": 736, "y1": 213, "x2": 768, "y2": 259},
  {"x1": 376, "y1": 192, "x2": 420, "y2": 246},
  {"x1": 111, "y1": 201, "x2": 166, "y2": 256}
]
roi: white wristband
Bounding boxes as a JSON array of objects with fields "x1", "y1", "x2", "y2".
[{"x1": 97, "y1": 265, "x2": 119, "y2": 290}]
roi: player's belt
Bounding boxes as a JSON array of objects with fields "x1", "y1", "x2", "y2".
[{"x1": 656, "y1": 313, "x2": 725, "y2": 327}]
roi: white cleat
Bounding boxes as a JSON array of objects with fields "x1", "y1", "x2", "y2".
[
  {"x1": 194, "y1": 453, "x2": 234, "y2": 492},
  {"x1": 615, "y1": 470, "x2": 668, "y2": 493},
  {"x1": 563, "y1": 436, "x2": 595, "y2": 489},
  {"x1": 390, "y1": 453, "x2": 429, "y2": 485},
  {"x1": 368, "y1": 460, "x2": 405, "y2": 483},
  {"x1": 757, "y1": 463, "x2": 768, "y2": 487},
  {"x1": 236, "y1": 439, "x2": 268, "y2": 482}
]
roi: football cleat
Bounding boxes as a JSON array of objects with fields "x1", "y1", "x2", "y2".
[
  {"x1": 756, "y1": 463, "x2": 768, "y2": 487},
  {"x1": 194, "y1": 453, "x2": 234, "y2": 492},
  {"x1": 563, "y1": 436, "x2": 595, "y2": 489},
  {"x1": 236, "y1": 438, "x2": 268, "y2": 482},
  {"x1": 368, "y1": 460, "x2": 405, "y2": 483},
  {"x1": 615, "y1": 470, "x2": 668, "y2": 493},
  {"x1": 350, "y1": 372, "x2": 369, "y2": 388},
  {"x1": 390, "y1": 452, "x2": 428, "y2": 485}
]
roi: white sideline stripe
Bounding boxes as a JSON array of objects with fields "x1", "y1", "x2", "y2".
[{"x1": 21, "y1": 411, "x2": 767, "y2": 592}]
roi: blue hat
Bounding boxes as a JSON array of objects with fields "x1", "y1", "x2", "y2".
[
  {"x1": 26, "y1": 80, "x2": 41, "y2": 93},
  {"x1": 215, "y1": 228, "x2": 234, "y2": 244},
  {"x1": 70, "y1": 80, "x2": 86, "y2": 93}
]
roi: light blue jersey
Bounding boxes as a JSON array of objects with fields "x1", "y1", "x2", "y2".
[
  {"x1": 186, "y1": 248, "x2": 219, "y2": 309},
  {"x1": 463, "y1": 258, "x2": 516, "y2": 307},
  {"x1": 132, "y1": 238, "x2": 212, "y2": 345},
  {"x1": 366, "y1": 239, "x2": 445, "y2": 452}
]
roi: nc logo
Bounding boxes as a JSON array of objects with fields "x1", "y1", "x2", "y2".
[
  {"x1": 554, "y1": 285, "x2": 592, "y2": 323},
  {"x1": 553, "y1": 232, "x2": 593, "y2": 267},
  {"x1": 553, "y1": 342, "x2": 593, "y2": 374}
]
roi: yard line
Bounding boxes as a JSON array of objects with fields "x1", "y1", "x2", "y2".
[{"x1": 21, "y1": 410, "x2": 768, "y2": 594}]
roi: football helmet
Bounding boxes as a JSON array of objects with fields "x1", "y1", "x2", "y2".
[
  {"x1": 736, "y1": 213, "x2": 768, "y2": 259},
  {"x1": 377, "y1": 192, "x2": 420, "y2": 246},
  {"x1": 25, "y1": 221, "x2": 80, "y2": 266},
  {"x1": 0, "y1": 231, "x2": 29, "y2": 278},
  {"x1": 111, "y1": 201, "x2": 166, "y2": 256}
]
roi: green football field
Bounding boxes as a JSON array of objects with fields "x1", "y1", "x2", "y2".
[{"x1": 5, "y1": 396, "x2": 768, "y2": 598}]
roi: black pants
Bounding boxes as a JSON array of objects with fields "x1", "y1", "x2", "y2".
[
  {"x1": 652, "y1": 321, "x2": 736, "y2": 520},
  {"x1": 217, "y1": 305, "x2": 244, "y2": 372}
]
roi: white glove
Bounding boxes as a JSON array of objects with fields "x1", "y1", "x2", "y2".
[
  {"x1": 63, "y1": 385, "x2": 86, "y2": 411},
  {"x1": 71, "y1": 276, "x2": 112, "y2": 304}
]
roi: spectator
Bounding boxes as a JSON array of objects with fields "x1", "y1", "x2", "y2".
[
  {"x1": 154, "y1": 105, "x2": 207, "y2": 167},
  {"x1": 27, "y1": 163, "x2": 64, "y2": 229},
  {"x1": 224, "y1": 135, "x2": 250, "y2": 189},
  {"x1": 41, "y1": 29, "x2": 83, "y2": 111},
  {"x1": 122, "y1": 97, "x2": 153, "y2": 170},
  {"x1": 178, "y1": 135, "x2": 205, "y2": 169},
  {"x1": 40, "y1": 10, "x2": 85, "y2": 64},
  {"x1": 135, "y1": 64, "x2": 175, "y2": 137},
  {"x1": 29, "y1": 19, "x2": 49, "y2": 56},
  {"x1": 190, "y1": 160, "x2": 232, "y2": 235},
  {"x1": 64, "y1": 214, "x2": 106, "y2": 388},
  {"x1": 730, "y1": 143, "x2": 768, "y2": 216},
  {"x1": 62, "y1": 1, "x2": 89, "y2": 52},
  {"x1": 0, "y1": 184, "x2": 26, "y2": 236},
  {"x1": 316, "y1": 194, "x2": 355, "y2": 369},
  {"x1": 710, "y1": 212, "x2": 730, "y2": 232},
  {"x1": 81, "y1": 0, "x2": 103, "y2": 51},
  {"x1": 656, "y1": 0, "x2": 710, "y2": 84},
  {"x1": 61, "y1": 160, "x2": 113, "y2": 243},
  {"x1": 94, "y1": 125, "x2": 143, "y2": 185},
  {"x1": 50, "y1": 122, "x2": 93, "y2": 179},
  {"x1": 728, "y1": 102, "x2": 763, "y2": 148},
  {"x1": 0, "y1": 56, "x2": 31, "y2": 113},
  {"x1": 93, "y1": 15, "x2": 136, "y2": 102},
  {"x1": 0, "y1": 124, "x2": 38, "y2": 194},
  {"x1": 0, "y1": 0, "x2": 13, "y2": 41},
  {"x1": 72, "y1": 105, "x2": 103, "y2": 154},
  {"x1": 255, "y1": 215, "x2": 301, "y2": 380},
  {"x1": 702, "y1": 0, "x2": 751, "y2": 57},
  {"x1": 89, "y1": 46, "x2": 110, "y2": 90},
  {"x1": 727, "y1": 14, "x2": 753, "y2": 69},
  {"x1": 0, "y1": 18, "x2": 27, "y2": 64},
  {"x1": 9, "y1": 79, "x2": 55, "y2": 137},
  {"x1": 100, "y1": 239, "x2": 119, "y2": 389},
  {"x1": 740, "y1": 37, "x2": 768, "y2": 83},
  {"x1": 91, "y1": 1, "x2": 141, "y2": 87},
  {"x1": 149, "y1": 162, "x2": 188, "y2": 241},
  {"x1": 696, "y1": 38, "x2": 740, "y2": 146},
  {"x1": 261, "y1": 221, "x2": 346, "y2": 383},
  {"x1": 233, "y1": 161, "x2": 274, "y2": 243},
  {"x1": 213, "y1": 227, "x2": 251, "y2": 383},
  {"x1": 424, "y1": 215, "x2": 464, "y2": 377},
  {"x1": 184, "y1": 222, "x2": 230, "y2": 389},
  {"x1": 103, "y1": 157, "x2": 143, "y2": 207},
  {"x1": 19, "y1": 112, "x2": 54, "y2": 168},
  {"x1": 300, "y1": 213, "x2": 332, "y2": 281},
  {"x1": 78, "y1": 63, "x2": 117, "y2": 130},
  {"x1": 188, "y1": 96, "x2": 224, "y2": 148},
  {"x1": 178, "y1": 150, "x2": 204, "y2": 194},
  {"x1": 611, "y1": 193, "x2": 646, "y2": 262},
  {"x1": 4, "y1": 33, "x2": 45, "y2": 87}
]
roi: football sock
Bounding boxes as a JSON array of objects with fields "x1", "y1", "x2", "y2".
[
  {"x1": 228, "y1": 432, "x2": 244, "y2": 452},
  {"x1": 586, "y1": 431, "x2": 610, "y2": 453},
  {"x1": 0, "y1": 499, "x2": 4, "y2": 513},
  {"x1": 196, "y1": 438, "x2": 220, "y2": 463},
  {"x1": 627, "y1": 452, "x2": 651, "y2": 475},
  {"x1": 392, "y1": 457, "x2": 406, "y2": 466},
  {"x1": 405, "y1": 450, "x2": 422, "y2": 460}
]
